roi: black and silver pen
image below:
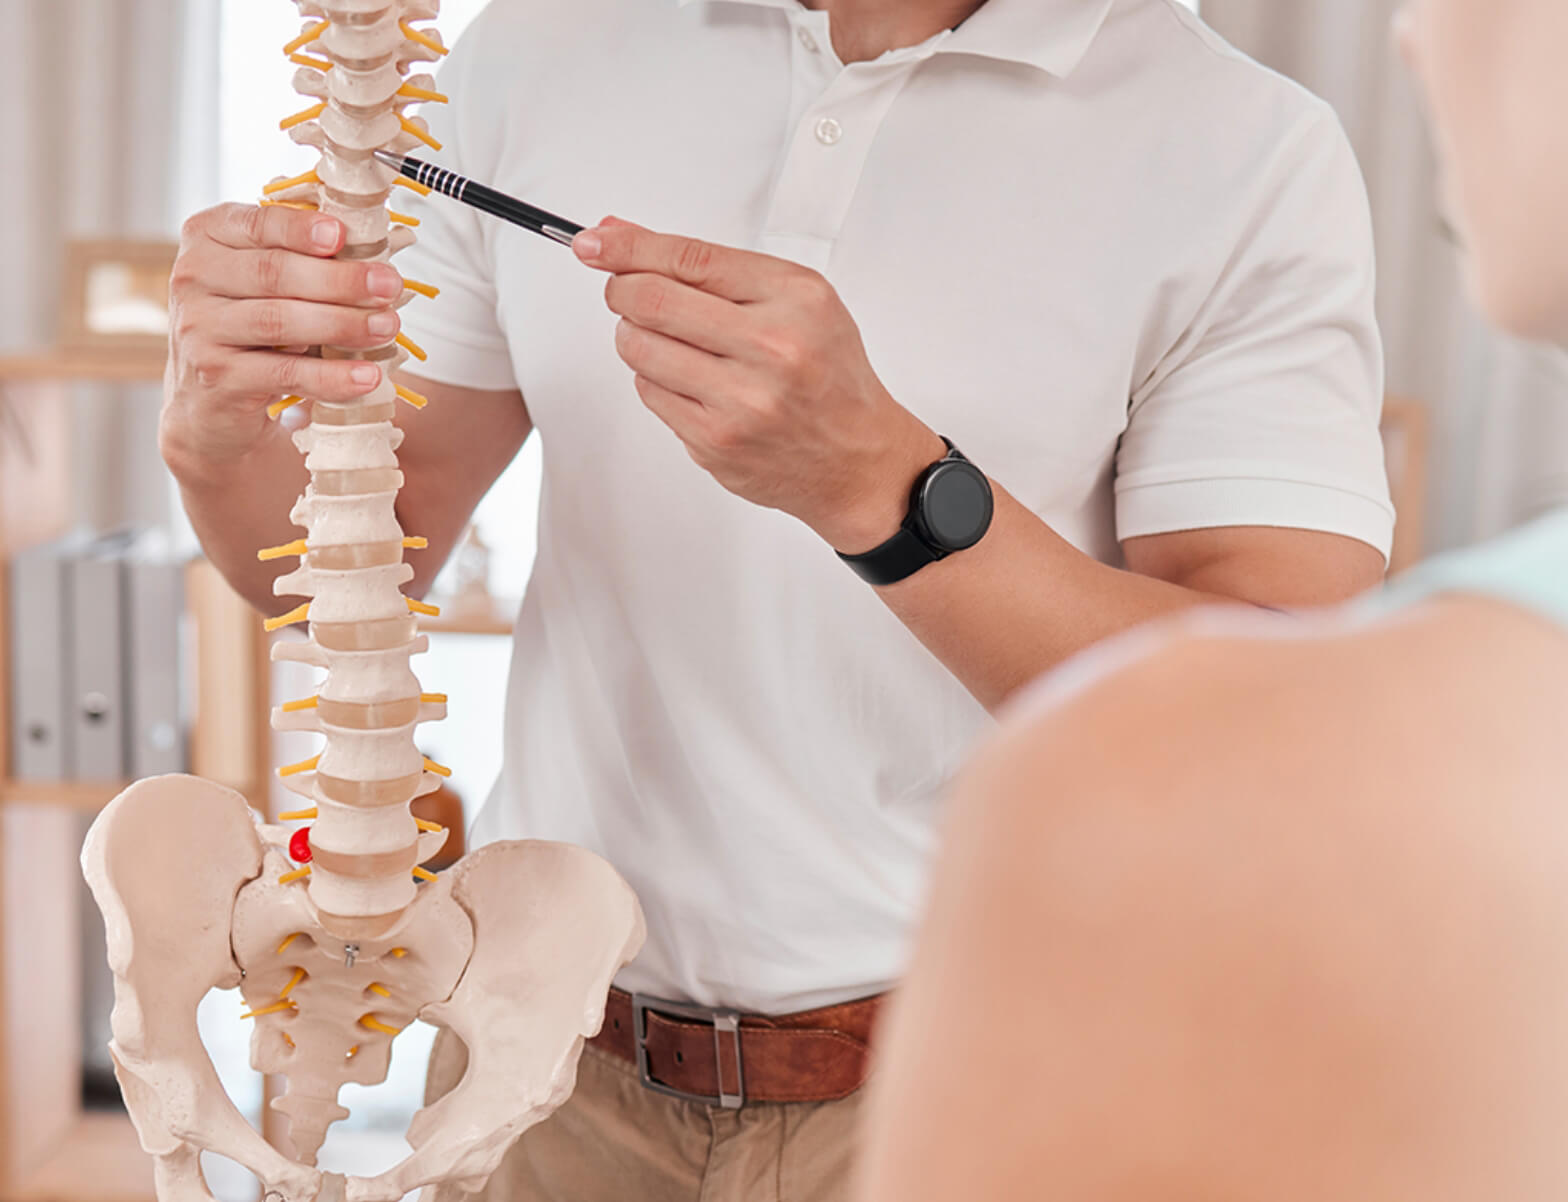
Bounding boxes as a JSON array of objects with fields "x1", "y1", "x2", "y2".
[{"x1": 371, "y1": 149, "x2": 584, "y2": 247}]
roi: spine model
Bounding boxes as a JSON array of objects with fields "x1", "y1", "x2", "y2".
[
  {"x1": 261, "y1": 0, "x2": 452, "y2": 938},
  {"x1": 79, "y1": 4, "x2": 645, "y2": 1198}
]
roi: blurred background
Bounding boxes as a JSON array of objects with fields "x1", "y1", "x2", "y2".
[{"x1": 1, "y1": 0, "x2": 1564, "y2": 1200}]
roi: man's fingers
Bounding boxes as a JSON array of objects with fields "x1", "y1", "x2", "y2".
[
  {"x1": 604, "y1": 273, "x2": 753, "y2": 359},
  {"x1": 614, "y1": 319, "x2": 734, "y2": 404},
  {"x1": 208, "y1": 298, "x2": 400, "y2": 351},
  {"x1": 197, "y1": 248, "x2": 404, "y2": 306},
  {"x1": 196, "y1": 202, "x2": 344, "y2": 256},
  {"x1": 575, "y1": 219, "x2": 785, "y2": 303},
  {"x1": 632, "y1": 373, "x2": 710, "y2": 448},
  {"x1": 219, "y1": 349, "x2": 384, "y2": 404}
]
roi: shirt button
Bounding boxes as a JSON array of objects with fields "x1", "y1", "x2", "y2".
[
  {"x1": 814, "y1": 116, "x2": 843, "y2": 146},
  {"x1": 797, "y1": 27, "x2": 819, "y2": 53}
]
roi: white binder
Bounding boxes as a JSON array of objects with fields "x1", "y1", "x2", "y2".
[
  {"x1": 6, "y1": 531, "x2": 92, "y2": 779},
  {"x1": 124, "y1": 529, "x2": 188, "y2": 779},
  {"x1": 67, "y1": 530, "x2": 136, "y2": 780}
]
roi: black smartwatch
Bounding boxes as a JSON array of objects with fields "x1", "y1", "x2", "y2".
[{"x1": 838, "y1": 438, "x2": 994, "y2": 586}]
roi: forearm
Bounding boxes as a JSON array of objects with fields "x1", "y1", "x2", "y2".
[
  {"x1": 164, "y1": 415, "x2": 311, "y2": 613},
  {"x1": 389, "y1": 372, "x2": 534, "y2": 598},
  {"x1": 867, "y1": 485, "x2": 1239, "y2": 711}
]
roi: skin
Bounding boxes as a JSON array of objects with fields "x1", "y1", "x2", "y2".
[
  {"x1": 1393, "y1": 0, "x2": 1568, "y2": 338},
  {"x1": 858, "y1": 604, "x2": 1568, "y2": 1202},
  {"x1": 855, "y1": 0, "x2": 1568, "y2": 1196},
  {"x1": 800, "y1": 0, "x2": 988, "y2": 64},
  {"x1": 164, "y1": 0, "x2": 1382, "y2": 715}
]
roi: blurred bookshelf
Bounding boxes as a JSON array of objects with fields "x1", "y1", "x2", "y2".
[{"x1": 0, "y1": 354, "x2": 269, "y2": 1202}]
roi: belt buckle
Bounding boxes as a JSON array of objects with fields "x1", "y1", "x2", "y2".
[{"x1": 631, "y1": 993, "x2": 745, "y2": 1109}]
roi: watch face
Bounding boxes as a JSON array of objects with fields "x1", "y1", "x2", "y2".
[{"x1": 921, "y1": 462, "x2": 994, "y2": 551}]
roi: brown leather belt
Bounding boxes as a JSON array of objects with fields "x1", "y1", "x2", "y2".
[{"x1": 589, "y1": 986, "x2": 883, "y2": 1108}]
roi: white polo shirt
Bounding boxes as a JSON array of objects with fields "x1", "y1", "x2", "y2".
[{"x1": 398, "y1": 0, "x2": 1393, "y2": 1013}]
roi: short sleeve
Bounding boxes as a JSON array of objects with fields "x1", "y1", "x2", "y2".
[
  {"x1": 1115, "y1": 106, "x2": 1395, "y2": 559},
  {"x1": 393, "y1": 18, "x2": 518, "y2": 392}
]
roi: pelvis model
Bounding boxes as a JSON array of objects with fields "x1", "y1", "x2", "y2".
[{"x1": 80, "y1": 5, "x2": 645, "y2": 1199}]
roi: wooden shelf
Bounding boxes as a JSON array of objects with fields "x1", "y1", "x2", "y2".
[
  {"x1": 0, "y1": 779, "x2": 130, "y2": 811},
  {"x1": 0, "y1": 353, "x2": 165, "y2": 383},
  {"x1": 0, "y1": 780, "x2": 258, "y2": 811}
]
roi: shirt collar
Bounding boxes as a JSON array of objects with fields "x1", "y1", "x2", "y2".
[{"x1": 676, "y1": 0, "x2": 1115, "y2": 78}]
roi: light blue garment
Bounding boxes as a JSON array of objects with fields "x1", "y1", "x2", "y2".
[{"x1": 1375, "y1": 508, "x2": 1568, "y2": 625}]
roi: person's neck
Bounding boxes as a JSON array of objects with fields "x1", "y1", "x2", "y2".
[{"x1": 800, "y1": 0, "x2": 988, "y2": 64}]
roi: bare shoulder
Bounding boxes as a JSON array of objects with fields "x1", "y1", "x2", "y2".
[
  {"x1": 947, "y1": 594, "x2": 1568, "y2": 981},
  {"x1": 857, "y1": 597, "x2": 1568, "y2": 1202},
  {"x1": 968, "y1": 595, "x2": 1568, "y2": 839}
]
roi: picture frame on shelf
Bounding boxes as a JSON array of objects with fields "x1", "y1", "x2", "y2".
[{"x1": 57, "y1": 240, "x2": 179, "y2": 362}]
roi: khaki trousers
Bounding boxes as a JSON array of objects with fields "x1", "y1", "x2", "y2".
[{"x1": 424, "y1": 1028, "x2": 865, "y2": 1202}]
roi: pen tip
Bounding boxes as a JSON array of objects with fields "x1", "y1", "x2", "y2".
[{"x1": 372, "y1": 148, "x2": 402, "y2": 168}]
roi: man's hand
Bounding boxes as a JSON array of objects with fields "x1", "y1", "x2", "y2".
[
  {"x1": 571, "y1": 223, "x2": 1383, "y2": 713},
  {"x1": 573, "y1": 218, "x2": 945, "y2": 554},
  {"x1": 162, "y1": 203, "x2": 405, "y2": 483}
]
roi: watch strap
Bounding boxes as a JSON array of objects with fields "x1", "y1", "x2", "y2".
[
  {"x1": 837, "y1": 438, "x2": 967, "y2": 586},
  {"x1": 837, "y1": 524, "x2": 941, "y2": 586}
]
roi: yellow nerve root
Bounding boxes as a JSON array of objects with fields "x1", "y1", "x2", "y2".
[
  {"x1": 403, "y1": 536, "x2": 429, "y2": 549},
  {"x1": 415, "y1": 818, "x2": 445, "y2": 834},
  {"x1": 277, "y1": 933, "x2": 301, "y2": 955},
  {"x1": 267, "y1": 394, "x2": 305, "y2": 420},
  {"x1": 278, "y1": 807, "x2": 318, "y2": 822},
  {"x1": 278, "y1": 867, "x2": 312, "y2": 886},
  {"x1": 278, "y1": 754, "x2": 321, "y2": 778},
  {"x1": 401, "y1": 277, "x2": 440, "y2": 298},
  {"x1": 264, "y1": 602, "x2": 311, "y2": 632},
  {"x1": 421, "y1": 692, "x2": 447, "y2": 704},
  {"x1": 281, "y1": 696, "x2": 319, "y2": 712},
  {"x1": 367, "y1": 982, "x2": 392, "y2": 998},
  {"x1": 359, "y1": 1014, "x2": 403, "y2": 1036},
  {"x1": 423, "y1": 757, "x2": 452, "y2": 778},
  {"x1": 390, "y1": 948, "x2": 408, "y2": 958},
  {"x1": 388, "y1": 210, "x2": 421, "y2": 227},
  {"x1": 398, "y1": 116, "x2": 443, "y2": 152},
  {"x1": 283, "y1": 21, "x2": 327, "y2": 55},
  {"x1": 394, "y1": 175, "x2": 433, "y2": 197},
  {"x1": 398, "y1": 20, "x2": 449, "y2": 55},
  {"x1": 398, "y1": 82, "x2": 449, "y2": 103},
  {"x1": 395, "y1": 332, "x2": 428, "y2": 362},
  {"x1": 242, "y1": 999, "x2": 298, "y2": 1020},
  {"x1": 395, "y1": 383, "x2": 429, "y2": 409},
  {"x1": 289, "y1": 52, "x2": 332, "y2": 71},
  {"x1": 263, "y1": 168, "x2": 320, "y2": 196},
  {"x1": 406, "y1": 597, "x2": 441, "y2": 617},
  {"x1": 280, "y1": 102, "x2": 326, "y2": 131},
  {"x1": 258, "y1": 539, "x2": 308, "y2": 562},
  {"x1": 282, "y1": 1032, "x2": 296, "y2": 1048},
  {"x1": 413, "y1": 866, "x2": 438, "y2": 882},
  {"x1": 279, "y1": 968, "x2": 308, "y2": 1000}
]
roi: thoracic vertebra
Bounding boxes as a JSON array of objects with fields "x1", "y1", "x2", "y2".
[{"x1": 263, "y1": 0, "x2": 452, "y2": 937}]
